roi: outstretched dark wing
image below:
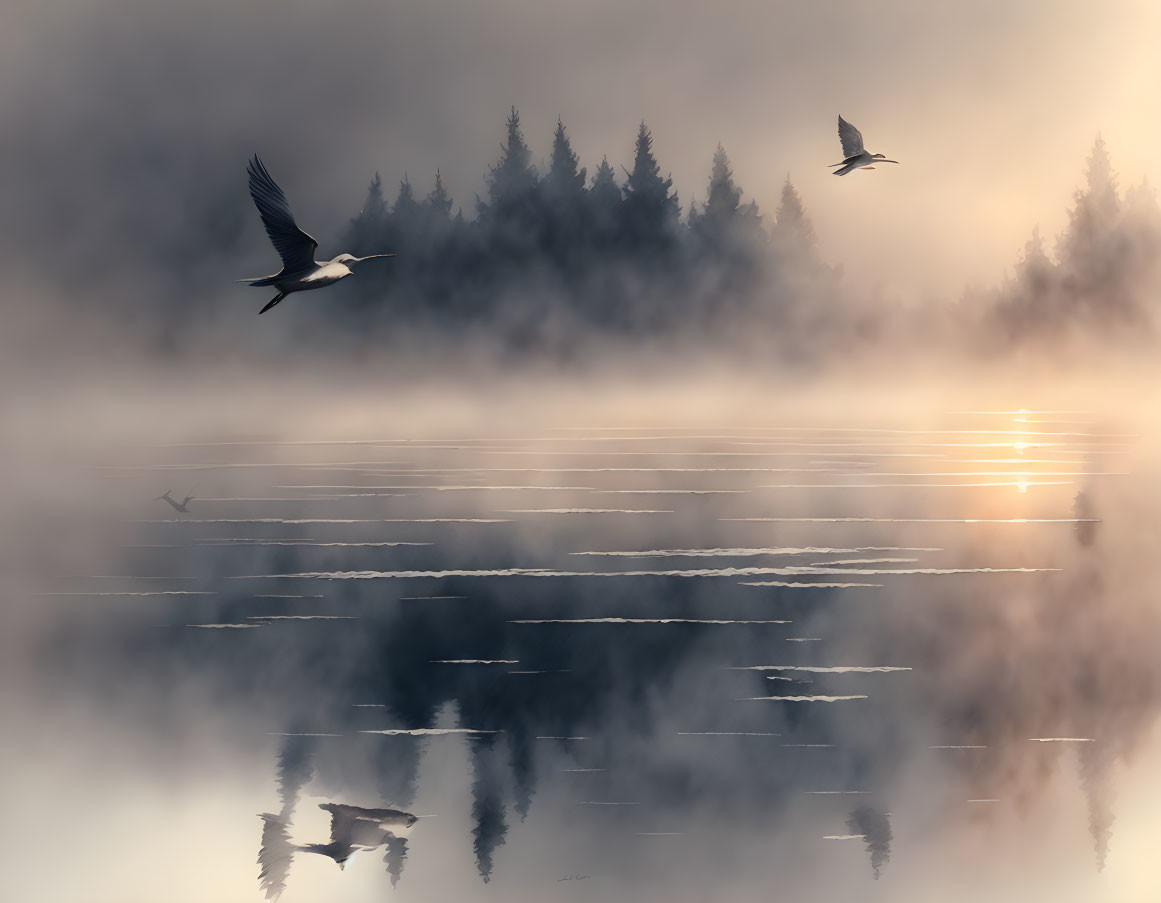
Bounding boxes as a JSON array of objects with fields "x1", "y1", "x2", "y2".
[
  {"x1": 837, "y1": 116, "x2": 865, "y2": 158},
  {"x1": 247, "y1": 155, "x2": 319, "y2": 274},
  {"x1": 321, "y1": 802, "x2": 415, "y2": 828},
  {"x1": 319, "y1": 803, "x2": 356, "y2": 844}
]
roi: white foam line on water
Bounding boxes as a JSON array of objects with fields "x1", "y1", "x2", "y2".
[
  {"x1": 823, "y1": 834, "x2": 866, "y2": 840},
  {"x1": 486, "y1": 449, "x2": 963, "y2": 455},
  {"x1": 723, "y1": 517, "x2": 1098, "y2": 524},
  {"x1": 1028, "y1": 737, "x2": 1095, "y2": 742},
  {"x1": 196, "y1": 540, "x2": 433, "y2": 547},
  {"x1": 807, "y1": 471, "x2": 1126, "y2": 477},
  {"x1": 808, "y1": 558, "x2": 920, "y2": 566},
  {"x1": 254, "y1": 594, "x2": 324, "y2": 599},
  {"x1": 501, "y1": 508, "x2": 674, "y2": 514},
  {"x1": 536, "y1": 736, "x2": 591, "y2": 740},
  {"x1": 278, "y1": 484, "x2": 599, "y2": 491},
  {"x1": 195, "y1": 497, "x2": 389, "y2": 502},
  {"x1": 755, "y1": 481, "x2": 1076, "y2": 488},
  {"x1": 359, "y1": 728, "x2": 501, "y2": 735},
  {"x1": 511, "y1": 618, "x2": 791, "y2": 625},
  {"x1": 732, "y1": 666, "x2": 911, "y2": 673},
  {"x1": 247, "y1": 615, "x2": 357, "y2": 621},
  {"x1": 560, "y1": 768, "x2": 606, "y2": 773},
  {"x1": 786, "y1": 638, "x2": 823, "y2": 642},
  {"x1": 429, "y1": 659, "x2": 519, "y2": 664},
  {"x1": 571, "y1": 547, "x2": 940, "y2": 559},
  {"x1": 399, "y1": 595, "x2": 468, "y2": 600},
  {"x1": 740, "y1": 581, "x2": 884, "y2": 588},
  {"x1": 743, "y1": 695, "x2": 867, "y2": 702},
  {"x1": 240, "y1": 566, "x2": 1053, "y2": 580},
  {"x1": 186, "y1": 623, "x2": 264, "y2": 629},
  {"x1": 677, "y1": 731, "x2": 781, "y2": 736},
  {"x1": 591, "y1": 488, "x2": 748, "y2": 494},
  {"x1": 137, "y1": 518, "x2": 511, "y2": 524}
]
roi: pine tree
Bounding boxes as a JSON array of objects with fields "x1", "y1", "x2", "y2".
[
  {"x1": 621, "y1": 121, "x2": 680, "y2": 247},
  {"x1": 771, "y1": 177, "x2": 814, "y2": 256},
  {"x1": 545, "y1": 118, "x2": 586, "y2": 200},
  {"x1": 484, "y1": 106, "x2": 538, "y2": 210},
  {"x1": 393, "y1": 175, "x2": 420, "y2": 220},
  {"x1": 1058, "y1": 136, "x2": 1120, "y2": 287},
  {"x1": 425, "y1": 170, "x2": 453, "y2": 220},
  {"x1": 624, "y1": 122, "x2": 677, "y2": 209},
  {"x1": 589, "y1": 156, "x2": 621, "y2": 210},
  {"x1": 348, "y1": 172, "x2": 388, "y2": 253},
  {"x1": 703, "y1": 145, "x2": 741, "y2": 222}
]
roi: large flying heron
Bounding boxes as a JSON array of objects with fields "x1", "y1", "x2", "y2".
[
  {"x1": 831, "y1": 116, "x2": 899, "y2": 176},
  {"x1": 243, "y1": 155, "x2": 395, "y2": 314}
]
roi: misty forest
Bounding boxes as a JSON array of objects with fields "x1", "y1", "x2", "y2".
[{"x1": 242, "y1": 110, "x2": 1161, "y2": 359}]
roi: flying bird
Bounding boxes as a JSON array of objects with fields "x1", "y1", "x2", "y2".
[
  {"x1": 244, "y1": 155, "x2": 396, "y2": 314},
  {"x1": 298, "y1": 803, "x2": 418, "y2": 870},
  {"x1": 155, "y1": 489, "x2": 194, "y2": 513},
  {"x1": 831, "y1": 117, "x2": 899, "y2": 176}
]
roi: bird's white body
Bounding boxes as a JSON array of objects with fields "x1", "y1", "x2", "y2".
[
  {"x1": 244, "y1": 155, "x2": 394, "y2": 314},
  {"x1": 266, "y1": 258, "x2": 354, "y2": 294},
  {"x1": 831, "y1": 117, "x2": 898, "y2": 176}
]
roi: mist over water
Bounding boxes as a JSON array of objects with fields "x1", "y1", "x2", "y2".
[{"x1": 4, "y1": 374, "x2": 1161, "y2": 903}]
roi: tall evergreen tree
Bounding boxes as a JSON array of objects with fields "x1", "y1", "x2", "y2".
[
  {"x1": 483, "y1": 106, "x2": 538, "y2": 211},
  {"x1": 393, "y1": 175, "x2": 420, "y2": 221},
  {"x1": 621, "y1": 121, "x2": 679, "y2": 246},
  {"x1": 545, "y1": 118, "x2": 586, "y2": 200},
  {"x1": 589, "y1": 156, "x2": 621, "y2": 210},
  {"x1": 703, "y1": 145, "x2": 741, "y2": 222},
  {"x1": 1058, "y1": 136, "x2": 1120, "y2": 287},
  {"x1": 348, "y1": 172, "x2": 388, "y2": 253},
  {"x1": 771, "y1": 177, "x2": 814, "y2": 256},
  {"x1": 425, "y1": 170, "x2": 453, "y2": 220}
]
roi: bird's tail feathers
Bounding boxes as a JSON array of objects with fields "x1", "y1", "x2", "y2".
[{"x1": 241, "y1": 276, "x2": 280, "y2": 287}]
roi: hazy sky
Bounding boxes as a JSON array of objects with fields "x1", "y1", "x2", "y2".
[{"x1": 1, "y1": 0, "x2": 1159, "y2": 304}]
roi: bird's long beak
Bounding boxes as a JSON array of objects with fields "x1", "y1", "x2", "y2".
[
  {"x1": 353, "y1": 254, "x2": 397, "y2": 264},
  {"x1": 879, "y1": 159, "x2": 900, "y2": 164}
]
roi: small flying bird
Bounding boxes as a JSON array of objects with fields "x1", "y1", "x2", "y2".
[
  {"x1": 243, "y1": 155, "x2": 396, "y2": 314},
  {"x1": 155, "y1": 489, "x2": 194, "y2": 513},
  {"x1": 830, "y1": 116, "x2": 899, "y2": 176}
]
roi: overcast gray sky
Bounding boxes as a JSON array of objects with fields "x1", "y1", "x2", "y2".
[{"x1": 2, "y1": 0, "x2": 1158, "y2": 304}]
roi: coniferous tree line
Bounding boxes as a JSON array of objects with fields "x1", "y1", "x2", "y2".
[
  {"x1": 332, "y1": 108, "x2": 835, "y2": 350},
  {"x1": 316, "y1": 112, "x2": 1161, "y2": 359},
  {"x1": 983, "y1": 136, "x2": 1161, "y2": 348}
]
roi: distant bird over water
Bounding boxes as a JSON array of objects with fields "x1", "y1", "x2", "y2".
[
  {"x1": 831, "y1": 116, "x2": 899, "y2": 176},
  {"x1": 155, "y1": 489, "x2": 194, "y2": 513},
  {"x1": 243, "y1": 155, "x2": 396, "y2": 314}
]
